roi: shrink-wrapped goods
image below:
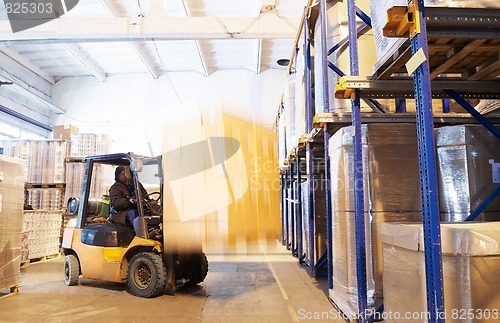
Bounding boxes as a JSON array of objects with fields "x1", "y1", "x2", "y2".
[
  {"x1": 328, "y1": 123, "x2": 422, "y2": 318},
  {"x1": 22, "y1": 211, "x2": 63, "y2": 259},
  {"x1": 301, "y1": 179, "x2": 327, "y2": 265},
  {"x1": 314, "y1": 0, "x2": 383, "y2": 113},
  {"x1": 381, "y1": 222, "x2": 500, "y2": 323},
  {"x1": 0, "y1": 155, "x2": 24, "y2": 290},
  {"x1": 436, "y1": 125, "x2": 500, "y2": 221},
  {"x1": 283, "y1": 74, "x2": 296, "y2": 155}
]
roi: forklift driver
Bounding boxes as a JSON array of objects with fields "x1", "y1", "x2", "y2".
[{"x1": 109, "y1": 165, "x2": 148, "y2": 231}]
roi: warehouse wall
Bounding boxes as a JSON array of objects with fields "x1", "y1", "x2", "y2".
[
  {"x1": 51, "y1": 69, "x2": 286, "y2": 156},
  {"x1": 0, "y1": 50, "x2": 54, "y2": 138}
]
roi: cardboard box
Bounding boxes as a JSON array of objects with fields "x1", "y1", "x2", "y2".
[
  {"x1": 53, "y1": 124, "x2": 79, "y2": 140},
  {"x1": 0, "y1": 155, "x2": 24, "y2": 290}
]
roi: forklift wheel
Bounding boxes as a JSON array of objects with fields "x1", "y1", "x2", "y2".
[
  {"x1": 64, "y1": 254, "x2": 80, "y2": 286},
  {"x1": 127, "y1": 252, "x2": 167, "y2": 298},
  {"x1": 186, "y1": 252, "x2": 209, "y2": 286}
]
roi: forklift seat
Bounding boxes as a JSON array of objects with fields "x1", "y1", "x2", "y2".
[{"x1": 81, "y1": 222, "x2": 135, "y2": 247}]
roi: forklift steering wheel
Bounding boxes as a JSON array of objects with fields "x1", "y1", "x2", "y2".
[{"x1": 146, "y1": 192, "x2": 161, "y2": 202}]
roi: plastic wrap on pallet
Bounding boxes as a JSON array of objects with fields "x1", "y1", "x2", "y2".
[
  {"x1": 381, "y1": 222, "x2": 500, "y2": 323},
  {"x1": 314, "y1": 0, "x2": 383, "y2": 113},
  {"x1": 27, "y1": 188, "x2": 64, "y2": 210},
  {"x1": 70, "y1": 133, "x2": 110, "y2": 157},
  {"x1": 370, "y1": 0, "x2": 500, "y2": 65},
  {"x1": 328, "y1": 123, "x2": 423, "y2": 317},
  {"x1": 436, "y1": 125, "x2": 500, "y2": 221},
  {"x1": 278, "y1": 114, "x2": 287, "y2": 169},
  {"x1": 301, "y1": 179, "x2": 327, "y2": 264},
  {"x1": 283, "y1": 74, "x2": 296, "y2": 155},
  {"x1": 64, "y1": 162, "x2": 114, "y2": 208},
  {"x1": 0, "y1": 155, "x2": 24, "y2": 290},
  {"x1": 22, "y1": 210, "x2": 63, "y2": 259},
  {"x1": 301, "y1": 181, "x2": 309, "y2": 261},
  {"x1": 0, "y1": 140, "x2": 68, "y2": 184},
  {"x1": 294, "y1": 44, "x2": 306, "y2": 142},
  {"x1": 313, "y1": 0, "x2": 342, "y2": 113},
  {"x1": 286, "y1": 186, "x2": 294, "y2": 246},
  {"x1": 330, "y1": 124, "x2": 422, "y2": 212}
]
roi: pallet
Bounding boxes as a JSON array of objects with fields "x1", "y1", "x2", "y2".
[
  {"x1": 0, "y1": 284, "x2": 20, "y2": 297},
  {"x1": 373, "y1": 8, "x2": 500, "y2": 81},
  {"x1": 328, "y1": 297, "x2": 357, "y2": 323},
  {"x1": 22, "y1": 253, "x2": 61, "y2": 267}
]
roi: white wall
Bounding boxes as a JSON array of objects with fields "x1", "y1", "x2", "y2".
[{"x1": 52, "y1": 69, "x2": 286, "y2": 156}]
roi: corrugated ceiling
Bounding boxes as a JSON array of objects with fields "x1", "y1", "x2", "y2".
[{"x1": 0, "y1": 0, "x2": 306, "y2": 82}]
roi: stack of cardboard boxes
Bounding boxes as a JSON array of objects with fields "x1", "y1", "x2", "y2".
[{"x1": 0, "y1": 155, "x2": 24, "y2": 291}]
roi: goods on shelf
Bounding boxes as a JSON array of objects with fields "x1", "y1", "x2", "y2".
[
  {"x1": 328, "y1": 123, "x2": 422, "y2": 318},
  {"x1": 64, "y1": 162, "x2": 113, "y2": 206},
  {"x1": 278, "y1": 113, "x2": 287, "y2": 169},
  {"x1": 381, "y1": 222, "x2": 500, "y2": 323},
  {"x1": 301, "y1": 179, "x2": 327, "y2": 265},
  {"x1": 26, "y1": 188, "x2": 64, "y2": 210},
  {"x1": 22, "y1": 211, "x2": 63, "y2": 259},
  {"x1": 69, "y1": 133, "x2": 110, "y2": 157},
  {"x1": 0, "y1": 140, "x2": 68, "y2": 210},
  {"x1": 0, "y1": 140, "x2": 68, "y2": 183},
  {"x1": 294, "y1": 44, "x2": 306, "y2": 141},
  {"x1": 53, "y1": 124, "x2": 79, "y2": 140},
  {"x1": 65, "y1": 133, "x2": 112, "y2": 206},
  {"x1": 282, "y1": 74, "x2": 297, "y2": 156},
  {"x1": 313, "y1": 0, "x2": 382, "y2": 113},
  {"x1": 286, "y1": 184, "x2": 296, "y2": 247},
  {"x1": 0, "y1": 155, "x2": 24, "y2": 291},
  {"x1": 436, "y1": 124, "x2": 500, "y2": 221}
]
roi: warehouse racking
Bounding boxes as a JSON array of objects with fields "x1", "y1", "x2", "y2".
[{"x1": 279, "y1": 0, "x2": 500, "y2": 322}]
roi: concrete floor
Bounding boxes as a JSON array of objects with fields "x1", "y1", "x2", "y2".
[{"x1": 0, "y1": 243, "x2": 344, "y2": 322}]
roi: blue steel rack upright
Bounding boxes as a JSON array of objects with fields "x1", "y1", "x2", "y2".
[
  {"x1": 279, "y1": 1, "x2": 500, "y2": 320},
  {"x1": 330, "y1": 1, "x2": 500, "y2": 323},
  {"x1": 284, "y1": 3, "x2": 331, "y2": 278},
  {"x1": 406, "y1": 1, "x2": 445, "y2": 320}
]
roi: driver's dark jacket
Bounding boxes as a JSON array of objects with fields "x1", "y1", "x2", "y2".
[{"x1": 109, "y1": 180, "x2": 148, "y2": 226}]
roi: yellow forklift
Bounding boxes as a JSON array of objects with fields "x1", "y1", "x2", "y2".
[{"x1": 62, "y1": 153, "x2": 208, "y2": 297}]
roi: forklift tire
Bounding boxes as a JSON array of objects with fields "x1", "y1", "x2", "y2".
[
  {"x1": 64, "y1": 254, "x2": 80, "y2": 286},
  {"x1": 186, "y1": 252, "x2": 208, "y2": 286},
  {"x1": 127, "y1": 252, "x2": 167, "y2": 298}
]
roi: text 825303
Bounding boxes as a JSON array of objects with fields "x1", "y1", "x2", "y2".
[{"x1": 5, "y1": 2, "x2": 53, "y2": 14}]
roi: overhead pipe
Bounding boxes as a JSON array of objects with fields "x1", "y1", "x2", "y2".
[{"x1": 288, "y1": 0, "x2": 315, "y2": 74}]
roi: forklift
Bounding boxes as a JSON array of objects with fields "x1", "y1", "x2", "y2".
[{"x1": 62, "y1": 153, "x2": 208, "y2": 298}]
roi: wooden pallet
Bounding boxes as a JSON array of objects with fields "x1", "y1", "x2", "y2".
[
  {"x1": 22, "y1": 253, "x2": 61, "y2": 267},
  {"x1": 373, "y1": 8, "x2": 500, "y2": 81},
  {"x1": 374, "y1": 38, "x2": 500, "y2": 81},
  {"x1": 0, "y1": 284, "x2": 20, "y2": 297}
]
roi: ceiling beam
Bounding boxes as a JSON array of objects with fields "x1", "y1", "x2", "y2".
[
  {"x1": 0, "y1": 15, "x2": 298, "y2": 44},
  {"x1": 101, "y1": 0, "x2": 162, "y2": 79},
  {"x1": 0, "y1": 47, "x2": 55, "y2": 84},
  {"x1": 255, "y1": 39, "x2": 262, "y2": 74},
  {"x1": 130, "y1": 42, "x2": 161, "y2": 79},
  {"x1": 61, "y1": 44, "x2": 107, "y2": 82},
  {"x1": 180, "y1": 0, "x2": 209, "y2": 77}
]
